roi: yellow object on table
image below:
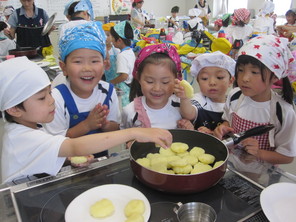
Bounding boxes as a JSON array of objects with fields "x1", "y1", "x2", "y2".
[{"x1": 42, "y1": 45, "x2": 54, "y2": 57}]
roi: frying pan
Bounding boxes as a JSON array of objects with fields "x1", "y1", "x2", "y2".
[
  {"x1": 204, "y1": 30, "x2": 232, "y2": 54},
  {"x1": 130, "y1": 125, "x2": 274, "y2": 194},
  {"x1": 9, "y1": 47, "x2": 40, "y2": 58}
]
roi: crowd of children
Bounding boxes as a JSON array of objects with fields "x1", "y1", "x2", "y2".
[{"x1": 1, "y1": 1, "x2": 296, "y2": 184}]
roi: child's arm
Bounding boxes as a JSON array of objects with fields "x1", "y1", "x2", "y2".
[
  {"x1": 59, "y1": 128, "x2": 173, "y2": 157},
  {"x1": 240, "y1": 138, "x2": 294, "y2": 164},
  {"x1": 174, "y1": 79, "x2": 196, "y2": 120},
  {"x1": 110, "y1": 72, "x2": 129, "y2": 85}
]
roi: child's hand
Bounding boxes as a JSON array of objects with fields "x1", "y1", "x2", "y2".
[
  {"x1": 198, "y1": 126, "x2": 214, "y2": 135},
  {"x1": 174, "y1": 79, "x2": 188, "y2": 100},
  {"x1": 177, "y1": 119, "x2": 194, "y2": 130},
  {"x1": 86, "y1": 103, "x2": 110, "y2": 131},
  {"x1": 239, "y1": 138, "x2": 260, "y2": 157},
  {"x1": 213, "y1": 124, "x2": 234, "y2": 140}
]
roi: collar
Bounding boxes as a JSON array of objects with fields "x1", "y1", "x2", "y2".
[
  {"x1": 20, "y1": 5, "x2": 38, "y2": 18},
  {"x1": 121, "y1": 46, "x2": 130, "y2": 52}
]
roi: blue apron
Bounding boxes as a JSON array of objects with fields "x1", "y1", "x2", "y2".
[{"x1": 56, "y1": 83, "x2": 114, "y2": 158}]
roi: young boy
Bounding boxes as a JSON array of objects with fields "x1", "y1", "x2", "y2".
[
  {"x1": 0, "y1": 57, "x2": 172, "y2": 184},
  {"x1": 45, "y1": 21, "x2": 119, "y2": 158},
  {"x1": 174, "y1": 51, "x2": 235, "y2": 134},
  {"x1": 110, "y1": 21, "x2": 136, "y2": 107},
  {"x1": 168, "y1": 6, "x2": 180, "y2": 29}
]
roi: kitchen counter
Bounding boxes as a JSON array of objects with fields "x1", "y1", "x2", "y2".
[{"x1": 1, "y1": 148, "x2": 296, "y2": 222}]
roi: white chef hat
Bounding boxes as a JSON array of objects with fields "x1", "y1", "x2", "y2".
[
  {"x1": 190, "y1": 51, "x2": 236, "y2": 77},
  {"x1": 259, "y1": 1, "x2": 274, "y2": 16},
  {"x1": 0, "y1": 57, "x2": 50, "y2": 111},
  {"x1": 188, "y1": 8, "x2": 201, "y2": 17}
]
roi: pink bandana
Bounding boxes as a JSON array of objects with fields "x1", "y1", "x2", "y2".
[
  {"x1": 238, "y1": 35, "x2": 295, "y2": 79},
  {"x1": 232, "y1": 8, "x2": 250, "y2": 24},
  {"x1": 132, "y1": 43, "x2": 182, "y2": 79},
  {"x1": 214, "y1": 19, "x2": 222, "y2": 27}
]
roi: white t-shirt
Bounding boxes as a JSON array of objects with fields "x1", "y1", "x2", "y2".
[
  {"x1": 120, "y1": 95, "x2": 182, "y2": 129},
  {"x1": 1, "y1": 123, "x2": 66, "y2": 183},
  {"x1": 225, "y1": 24, "x2": 253, "y2": 44},
  {"x1": 116, "y1": 49, "x2": 136, "y2": 84},
  {"x1": 44, "y1": 80, "x2": 121, "y2": 136},
  {"x1": 222, "y1": 87, "x2": 296, "y2": 157},
  {"x1": 0, "y1": 38, "x2": 15, "y2": 56},
  {"x1": 252, "y1": 16, "x2": 275, "y2": 35}
]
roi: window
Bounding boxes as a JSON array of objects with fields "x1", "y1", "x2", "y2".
[
  {"x1": 273, "y1": 0, "x2": 292, "y2": 16},
  {"x1": 227, "y1": 0, "x2": 248, "y2": 13}
]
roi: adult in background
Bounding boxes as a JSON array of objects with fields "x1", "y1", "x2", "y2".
[
  {"x1": 4, "y1": 0, "x2": 52, "y2": 51},
  {"x1": 130, "y1": 0, "x2": 145, "y2": 29},
  {"x1": 194, "y1": 0, "x2": 211, "y2": 26}
]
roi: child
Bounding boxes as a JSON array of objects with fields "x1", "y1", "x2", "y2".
[
  {"x1": 168, "y1": 6, "x2": 180, "y2": 29},
  {"x1": 44, "y1": 21, "x2": 119, "y2": 159},
  {"x1": 174, "y1": 51, "x2": 235, "y2": 134},
  {"x1": 183, "y1": 8, "x2": 205, "y2": 42},
  {"x1": 0, "y1": 21, "x2": 15, "y2": 56},
  {"x1": 284, "y1": 9, "x2": 296, "y2": 26},
  {"x1": 0, "y1": 57, "x2": 172, "y2": 183},
  {"x1": 59, "y1": 0, "x2": 93, "y2": 39},
  {"x1": 252, "y1": 1, "x2": 275, "y2": 36},
  {"x1": 102, "y1": 22, "x2": 119, "y2": 83},
  {"x1": 120, "y1": 43, "x2": 183, "y2": 129},
  {"x1": 110, "y1": 21, "x2": 135, "y2": 107},
  {"x1": 214, "y1": 35, "x2": 296, "y2": 165},
  {"x1": 225, "y1": 8, "x2": 253, "y2": 59}
]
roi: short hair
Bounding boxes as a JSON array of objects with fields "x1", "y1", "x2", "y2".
[{"x1": 171, "y1": 6, "x2": 179, "y2": 13}]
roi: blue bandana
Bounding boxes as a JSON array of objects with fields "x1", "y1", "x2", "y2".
[
  {"x1": 59, "y1": 21, "x2": 106, "y2": 61},
  {"x1": 114, "y1": 21, "x2": 129, "y2": 39}
]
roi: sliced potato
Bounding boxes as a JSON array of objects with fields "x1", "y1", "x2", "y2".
[
  {"x1": 191, "y1": 162, "x2": 212, "y2": 174},
  {"x1": 124, "y1": 199, "x2": 145, "y2": 217},
  {"x1": 170, "y1": 142, "x2": 189, "y2": 153},
  {"x1": 90, "y1": 198, "x2": 115, "y2": 218},
  {"x1": 125, "y1": 213, "x2": 144, "y2": 222},
  {"x1": 136, "y1": 158, "x2": 150, "y2": 168},
  {"x1": 189, "y1": 147, "x2": 205, "y2": 158},
  {"x1": 213, "y1": 160, "x2": 224, "y2": 168},
  {"x1": 198, "y1": 153, "x2": 215, "y2": 165},
  {"x1": 70, "y1": 156, "x2": 88, "y2": 164},
  {"x1": 173, "y1": 165, "x2": 193, "y2": 174},
  {"x1": 180, "y1": 79, "x2": 194, "y2": 99},
  {"x1": 159, "y1": 147, "x2": 176, "y2": 156}
]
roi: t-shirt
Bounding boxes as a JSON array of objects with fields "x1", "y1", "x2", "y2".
[
  {"x1": 44, "y1": 80, "x2": 121, "y2": 136},
  {"x1": 1, "y1": 123, "x2": 66, "y2": 183},
  {"x1": 121, "y1": 95, "x2": 182, "y2": 129},
  {"x1": 116, "y1": 49, "x2": 136, "y2": 84}
]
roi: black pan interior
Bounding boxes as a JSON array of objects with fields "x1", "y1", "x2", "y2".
[{"x1": 130, "y1": 129, "x2": 228, "y2": 162}]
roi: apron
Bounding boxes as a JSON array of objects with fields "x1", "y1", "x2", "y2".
[
  {"x1": 56, "y1": 83, "x2": 114, "y2": 158},
  {"x1": 194, "y1": 103, "x2": 223, "y2": 130},
  {"x1": 230, "y1": 93, "x2": 275, "y2": 151},
  {"x1": 133, "y1": 96, "x2": 151, "y2": 128},
  {"x1": 16, "y1": 8, "x2": 51, "y2": 48}
]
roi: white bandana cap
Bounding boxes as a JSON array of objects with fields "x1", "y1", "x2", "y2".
[
  {"x1": 0, "y1": 57, "x2": 50, "y2": 111},
  {"x1": 259, "y1": 1, "x2": 274, "y2": 16},
  {"x1": 190, "y1": 51, "x2": 236, "y2": 77},
  {"x1": 238, "y1": 35, "x2": 295, "y2": 79},
  {"x1": 4, "y1": 6, "x2": 14, "y2": 16},
  {"x1": 188, "y1": 8, "x2": 201, "y2": 17}
]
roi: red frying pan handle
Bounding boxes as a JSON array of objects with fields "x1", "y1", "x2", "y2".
[{"x1": 232, "y1": 124, "x2": 275, "y2": 145}]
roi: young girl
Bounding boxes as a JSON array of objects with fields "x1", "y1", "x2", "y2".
[
  {"x1": 0, "y1": 57, "x2": 172, "y2": 183},
  {"x1": 214, "y1": 35, "x2": 296, "y2": 165},
  {"x1": 120, "y1": 43, "x2": 183, "y2": 129},
  {"x1": 45, "y1": 21, "x2": 120, "y2": 159},
  {"x1": 110, "y1": 21, "x2": 135, "y2": 107},
  {"x1": 174, "y1": 51, "x2": 235, "y2": 134}
]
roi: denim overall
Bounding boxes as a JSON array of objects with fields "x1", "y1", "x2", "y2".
[{"x1": 56, "y1": 83, "x2": 114, "y2": 158}]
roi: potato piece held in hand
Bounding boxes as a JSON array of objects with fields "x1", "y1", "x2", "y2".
[
  {"x1": 180, "y1": 79, "x2": 194, "y2": 99},
  {"x1": 124, "y1": 199, "x2": 145, "y2": 217},
  {"x1": 125, "y1": 213, "x2": 144, "y2": 222},
  {"x1": 70, "y1": 156, "x2": 88, "y2": 164},
  {"x1": 90, "y1": 198, "x2": 115, "y2": 218}
]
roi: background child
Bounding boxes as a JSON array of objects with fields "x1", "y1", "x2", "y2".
[
  {"x1": 168, "y1": 6, "x2": 180, "y2": 29},
  {"x1": 121, "y1": 43, "x2": 183, "y2": 129},
  {"x1": 0, "y1": 57, "x2": 172, "y2": 183},
  {"x1": 183, "y1": 8, "x2": 205, "y2": 43},
  {"x1": 0, "y1": 21, "x2": 15, "y2": 56},
  {"x1": 174, "y1": 51, "x2": 235, "y2": 134},
  {"x1": 45, "y1": 21, "x2": 120, "y2": 159},
  {"x1": 214, "y1": 35, "x2": 296, "y2": 165},
  {"x1": 110, "y1": 21, "x2": 135, "y2": 107},
  {"x1": 252, "y1": 1, "x2": 276, "y2": 36},
  {"x1": 284, "y1": 9, "x2": 296, "y2": 26}
]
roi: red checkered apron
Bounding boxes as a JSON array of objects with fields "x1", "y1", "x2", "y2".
[{"x1": 231, "y1": 112, "x2": 274, "y2": 151}]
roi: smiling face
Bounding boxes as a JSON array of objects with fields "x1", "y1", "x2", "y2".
[
  {"x1": 139, "y1": 63, "x2": 176, "y2": 109},
  {"x1": 236, "y1": 63, "x2": 278, "y2": 102},
  {"x1": 60, "y1": 48, "x2": 105, "y2": 98},
  {"x1": 197, "y1": 67, "x2": 234, "y2": 103},
  {"x1": 13, "y1": 86, "x2": 55, "y2": 128}
]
